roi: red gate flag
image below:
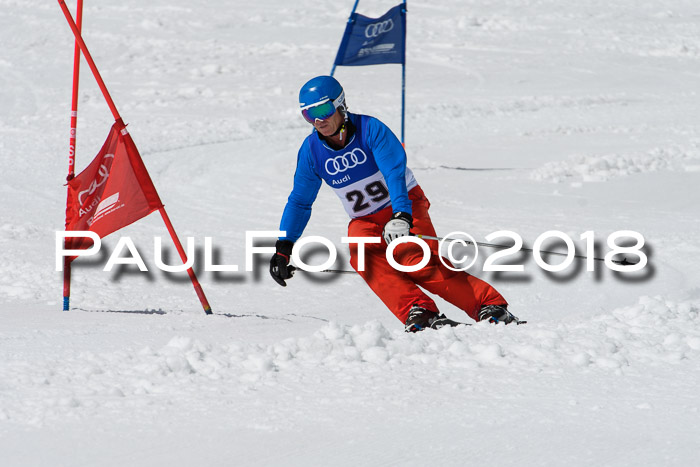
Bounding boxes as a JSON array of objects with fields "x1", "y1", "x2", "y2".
[
  {"x1": 58, "y1": 1, "x2": 211, "y2": 315},
  {"x1": 65, "y1": 120, "x2": 163, "y2": 252}
]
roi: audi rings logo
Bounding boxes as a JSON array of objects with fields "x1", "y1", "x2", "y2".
[
  {"x1": 365, "y1": 19, "x2": 394, "y2": 39},
  {"x1": 325, "y1": 148, "x2": 368, "y2": 175},
  {"x1": 78, "y1": 154, "x2": 114, "y2": 205}
]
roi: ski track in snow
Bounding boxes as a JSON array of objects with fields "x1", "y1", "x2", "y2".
[
  {"x1": 2, "y1": 296, "x2": 699, "y2": 428},
  {"x1": 530, "y1": 145, "x2": 700, "y2": 183}
]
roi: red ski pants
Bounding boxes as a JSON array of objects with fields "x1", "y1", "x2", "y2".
[{"x1": 347, "y1": 186, "x2": 507, "y2": 324}]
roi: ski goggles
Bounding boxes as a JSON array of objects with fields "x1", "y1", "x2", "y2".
[{"x1": 300, "y1": 91, "x2": 345, "y2": 124}]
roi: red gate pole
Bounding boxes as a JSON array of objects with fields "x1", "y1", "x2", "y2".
[
  {"x1": 58, "y1": 0, "x2": 213, "y2": 315},
  {"x1": 57, "y1": 0, "x2": 122, "y2": 122},
  {"x1": 63, "y1": 0, "x2": 83, "y2": 311},
  {"x1": 158, "y1": 208, "x2": 213, "y2": 314}
]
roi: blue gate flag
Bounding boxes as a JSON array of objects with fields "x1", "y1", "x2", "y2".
[{"x1": 333, "y1": 4, "x2": 406, "y2": 67}]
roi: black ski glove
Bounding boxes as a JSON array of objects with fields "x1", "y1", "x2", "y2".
[{"x1": 270, "y1": 240, "x2": 296, "y2": 287}]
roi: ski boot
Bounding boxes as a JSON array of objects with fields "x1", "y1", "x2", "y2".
[
  {"x1": 478, "y1": 304, "x2": 525, "y2": 325},
  {"x1": 405, "y1": 305, "x2": 464, "y2": 332}
]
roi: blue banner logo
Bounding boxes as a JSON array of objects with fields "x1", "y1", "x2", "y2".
[{"x1": 334, "y1": 4, "x2": 406, "y2": 67}]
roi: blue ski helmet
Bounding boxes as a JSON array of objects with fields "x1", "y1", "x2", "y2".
[{"x1": 299, "y1": 75, "x2": 346, "y2": 123}]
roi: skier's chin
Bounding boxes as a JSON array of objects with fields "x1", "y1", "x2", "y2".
[{"x1": 317, "y1": 124, "x2": 334, "y2": 136}]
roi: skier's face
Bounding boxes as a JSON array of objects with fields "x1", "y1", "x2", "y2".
[{"x1": 313, "y1": 109, "x2": 343, "y2": 137}]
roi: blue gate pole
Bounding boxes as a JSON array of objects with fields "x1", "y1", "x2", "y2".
[
  {"x1": 401, "y1": 63, "x2": 406, "y2": 145},
  {"x1": 401, "y1": 0, "x2": 407, "y2": 145},
  {"x1": 331, "y1": 0, "x2": 361, "y2": 76}
]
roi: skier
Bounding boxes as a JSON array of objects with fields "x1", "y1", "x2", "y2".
[{"x1": 270, "y1": 75, "x2": 520, "y2": 331}]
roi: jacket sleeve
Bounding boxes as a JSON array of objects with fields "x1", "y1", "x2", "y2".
[
  {"x1": 279, "y1": 140, "x2": 322, "y2": 242},
  {"x1": 365, "y1": 117, "x2": 412, "y2": 215}
]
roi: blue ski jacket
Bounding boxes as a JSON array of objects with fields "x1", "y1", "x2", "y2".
[{"x1": 279, "y1": 112, "x2": 417, "y2": 241}]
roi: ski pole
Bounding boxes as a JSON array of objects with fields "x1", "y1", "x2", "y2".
[{"x1": 415, "y1": 234, "x2": 636, "y2": 266}]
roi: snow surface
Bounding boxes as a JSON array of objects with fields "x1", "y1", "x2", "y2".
[{"x1": 2, "y1": 0, "x2": 700, "y2": 465}]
